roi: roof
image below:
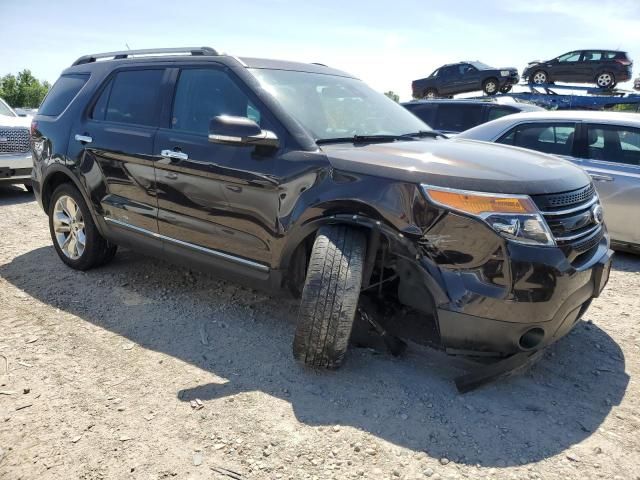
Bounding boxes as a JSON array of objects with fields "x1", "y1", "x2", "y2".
[
  {"x1": 402, "y1": 99, "x2": 543, "y2": 111},
  {"x1": 490, "y1": 110, "x2": 640, "y2": 124}
]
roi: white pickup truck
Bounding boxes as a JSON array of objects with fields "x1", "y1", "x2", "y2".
[{"x1": 1, "y1": 97, "x2": 33, "y2": 191}]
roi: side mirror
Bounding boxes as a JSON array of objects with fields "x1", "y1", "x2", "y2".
[{"x1": 208, "y1": 115, "x2": 279, "y2": 148}]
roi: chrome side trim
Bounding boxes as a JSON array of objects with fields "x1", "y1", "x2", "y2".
[
  {"x1": 539, "y1": 196, "x2": 598, "y2": 216},
  {"x1": 104, "y1": 217, "x2": 269, "y2": 272},
  {"x1": 555, "y1": 224, "x2": 601, "y2": 242}
]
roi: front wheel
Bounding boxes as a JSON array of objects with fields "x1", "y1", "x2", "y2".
[
  {"x1": 48, "y1": 183, "x2": 117, "y2": 270},
  {"x1": 292, "y1": 225, "x2": 367, "y2": 369},
  {"x1": 483, "y1": 78, "x2": 499, "y2": 95},
  {"x1": 530, "y1": 70, "x2": 548, "y2": 85}
]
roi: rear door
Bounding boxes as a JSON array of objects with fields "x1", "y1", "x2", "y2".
[
  {"x1": 70, "y1": 68, "x2": 165, "y2": 233},
  {"x1": 152, "y1": 65, "x2": 282, "y2": 266},
  {"x1": 573, "y1": 123, "x2": 640, "y2": 245},
  {"x1": 578, "y1": 51, "x2": 603, "y2": 82}
]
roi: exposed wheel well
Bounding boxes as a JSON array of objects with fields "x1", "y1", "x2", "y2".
[{"x1": 42, "y1": 172, "x2": 75, "y2": 213}]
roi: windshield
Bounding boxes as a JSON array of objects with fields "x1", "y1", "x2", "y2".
[
  {"x1": 0, "y1": 98, "x2": 16, "y2": 117},
  {"x1": 468, "y1": 61, "x2": 493, "y2": 70},
  {"x1": 249, "y1": 69, "x2": 430, "y2": 141}
]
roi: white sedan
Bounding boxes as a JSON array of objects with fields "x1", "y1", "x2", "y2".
[{"x1": 457, "y1": 110, "x2": 640, "y2": 252}]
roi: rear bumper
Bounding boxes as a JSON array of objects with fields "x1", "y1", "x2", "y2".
[{"x1": 433, "y1": 237, "x2": 612, "y2": 356}]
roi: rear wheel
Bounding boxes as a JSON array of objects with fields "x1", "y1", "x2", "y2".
[
  {"x1": 48, "y1": 183, "x2": 117, "y2": 270},
  {"x1": 530, "y1": 70, "x2": 548, "y2": 85},
  {"x1": 424, "y1": 88, "x2": 437, "y2": 99},
  {"x1": 499, "y1": 85, "x2": 513, "y2": 94},
  {"x1": 596, "y1": 72, "x2": 615, "y2": 89},
  {"x1": 292, "y1": 225, "x2": 366, "y2": 369},
  {"x1": 483, "y1": 78, "x2": 499, "y2": 95}
]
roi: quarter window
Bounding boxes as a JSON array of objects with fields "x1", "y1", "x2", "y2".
[
  {"x1": 171, "y1": 68, "x2": 260, "y2": 134},
  {"x1": 39, "y1": 74, "x2": 89, "y2": 117},
  {"x1": 498, "y1": 123, "x2": 576, "y2": 156},
  {"x1": 586, "y1": 125, "x2": 640, "y2": 165},
  {"x1": 92, "y1": 70, "x2": 164, "y2": 126}
]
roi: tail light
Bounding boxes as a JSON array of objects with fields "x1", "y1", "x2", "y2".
[
  {"x1": 30, "y1": 120, "x2": 38, "y2": 136},
  {"x1": 616, "y1": 59, "x2": 632, "y2": 66}
]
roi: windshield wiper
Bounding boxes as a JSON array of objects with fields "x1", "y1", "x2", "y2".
[
  {"x1": 316, "y1": 134, "x2": 418, "y2": 145},
  {"x1": 401, "y1": 130, "x2": 448, "y2": 139}
]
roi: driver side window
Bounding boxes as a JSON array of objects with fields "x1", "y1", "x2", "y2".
[
  {"x1": 171, "y1": 68, "x2": 261, "y2": 135},
  {"x1": 557, "y1": 52, "x2": 582, "y2": 62}
]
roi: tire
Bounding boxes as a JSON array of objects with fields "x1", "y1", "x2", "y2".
[
  {"x1": 499, "y1": 85, "x2": 513, "y2": 94},
  {"x1": 423, "y1": 89, "x2": 438, "y2": 99},
  {"x1": 530, "y1": 70, "x2": 548, "y2": 85},
  {"x1": 293, "y1": 225, "x2": 366, "y2": 369},
  {"x1": 483, "y1": 78, "x2": 499, "y2": 95},
  {"x1": 48, "y1": 183, "x2": 117, "y2": 270},
  {"x1": 596, "y1": 72, "x2": 615, "y2": 89},
  {"x1": 24, "y1": 184, "x2": 34, "y2": 193}
]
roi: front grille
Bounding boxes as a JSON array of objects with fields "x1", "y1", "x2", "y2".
[
  {"x1": 0, "y1": 127, "x2": 31, "y2": 154},
  {"x1": 532, "y1": 185, "x2": 604, "y2": 259}
]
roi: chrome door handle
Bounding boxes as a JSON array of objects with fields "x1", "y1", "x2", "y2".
[
  {"x1": 160, "y1": 149, "x2": 188, "y2": 161},
  {"x1": 165, "y1": 172, "x2": 178, "y2": 180},
  {"x1": 589, "y1": 173, "x2": 614, "y2": 182},
  {"x1": 75, "y1": 134, "x2": 92, "y2": 143}
]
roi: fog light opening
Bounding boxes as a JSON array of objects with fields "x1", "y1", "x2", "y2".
[{"x1": 519, "y1": 328, "x2": 545, "y2": 351}]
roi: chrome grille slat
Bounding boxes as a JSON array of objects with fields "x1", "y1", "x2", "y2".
[{"x1": 0, "y1": 127, "x2": 30, "y2": 154}]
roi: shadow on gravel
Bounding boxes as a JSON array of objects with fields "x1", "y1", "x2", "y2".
[
  {"x1": 1, "y1": 247, "x2": 632, "y2": 467},
  {"x1": 0, "y1": 185, "x2": 34, "y2": 206}
]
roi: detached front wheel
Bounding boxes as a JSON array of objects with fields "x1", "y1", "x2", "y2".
[{"x1": 293, "y1": 225, "x2": 366, "y2": 369}]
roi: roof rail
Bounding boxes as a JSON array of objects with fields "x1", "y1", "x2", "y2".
[{"x1": 71, "y1": 47, "x2": 219, "y2": 66}]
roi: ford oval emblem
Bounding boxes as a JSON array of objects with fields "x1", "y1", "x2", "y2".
[{"x1": 592, "y1": 204, "x2": 604, "y2": 225}]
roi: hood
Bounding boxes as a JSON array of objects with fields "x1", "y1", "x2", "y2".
[
  {"x1": 0, "y1": 114, "x2": 31, "y2": 128},
  {"x1": 321, "y1": 138, "x2": 590, "y2": 195}
]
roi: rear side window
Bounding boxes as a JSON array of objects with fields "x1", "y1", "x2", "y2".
[
  {"x1": 39, "y1": 74, "x2": 89, "y2": 116},
  {"x1": 171, "y1": 68, "x2": 260, "y2": 134},
  {"x1": 586, "y1": 124, "x2": 640, "y2": 165},
  {"x1": 498, "y1": 122, "x2": 576, "y2": 156},
  {"x1": 582, "y1": 51, "x2": 603, "y2": 61},
  {"x1": 487, "y1": 106, "x2": 516, "y2": 121},
  {"x1": 92, "y1": 69, "x2": 164, "y2": 126},
  {"x1": 434, "y1": 104, "x2": 483, "y2": 132},
  {"x1": 405, "y1": 104, "x2": 437, "y2": 126}
]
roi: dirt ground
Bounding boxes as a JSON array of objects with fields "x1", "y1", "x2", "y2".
[{"x1": 1, "y1": 184, "x2": 639, "y2": 480}]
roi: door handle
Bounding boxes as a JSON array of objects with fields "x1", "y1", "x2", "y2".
[
  {"x1": 165, "y1": 172, "x2": 178, "y2": 180},
  {"x1": 589, "y1": 173, "x2": 614, "y2": 182},
  {"x1": 75, "y1": 134, "x2": 92, "y2": 144},
  {"x1": 226, "y1": 185, "x2": 242, "y2": 193},
  {"x1": 160, "y1": 149, "x2": 188, "y2": 161}
]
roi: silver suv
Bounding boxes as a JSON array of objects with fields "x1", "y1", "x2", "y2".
[{"x1": 0, "y1": 97, "x2": 33, "y2": 191}]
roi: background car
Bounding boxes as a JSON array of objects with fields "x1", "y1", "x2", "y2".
[
  {"x1": 0, "y1": 97, "x2": 33, "y2": 192},
  {"x1": 412, "y1": 61, "x2": 519, "y2": 98},
  {"x1": 13, "y1": 107, "x2": 38, "y2": 118},
  {"x1": 457, "y1": 110, "x2": 640, "y2": 252},
  {"x1": 523, "y1": 50, "x2": 633, "y2": 89},
  {"x1": 402, "y1": 99, "x2": 544, "y2": 134}
]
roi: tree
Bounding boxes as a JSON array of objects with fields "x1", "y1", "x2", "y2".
[
  {"x1": 384, "y1": 90, "x2": 400, "y2": 102},
  {"x1": 0, "y1": 70, "x2": 51, "y2": 108}
]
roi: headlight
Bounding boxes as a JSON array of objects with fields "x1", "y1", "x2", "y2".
[
  {"x1": 421, "y1": 185, "x2": 555, "y2": 246},
  {"x1": 500, "y1": 70, "x2": 510, "y2": 77}
]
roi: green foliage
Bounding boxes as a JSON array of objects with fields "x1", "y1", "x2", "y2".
[
  {"x1": 0, "y1": 70, "x2": 51, "y2": 108},
  {"x1": 610, "y1": 103, "x2": 640, "y2": 113},
  {"x1": 384, "y1": 90, "x2": 400, "y2": 102}
]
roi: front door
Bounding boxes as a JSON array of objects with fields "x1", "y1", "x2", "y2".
[
  {"x1": 69, "y1": 68, "x2": 165, "y2": 233},
  {"x1": 153, "y1": 66, "x2": 282, "y2": 267},
  {"x1": 574, "y1": 123, "x2": 640, "y2": 245}
]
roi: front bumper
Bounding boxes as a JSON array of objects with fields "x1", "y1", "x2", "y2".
[
  {"x1": 0, "y1": 152, "x2": 32, "y2": 185},
  {"x1": 433, "y1": 237, "x2": 612, "y2": 356}
]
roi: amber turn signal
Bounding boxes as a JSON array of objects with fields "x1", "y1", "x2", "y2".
[{"x1": 425, "y1": 189, "x2": 537, "y2": 215}]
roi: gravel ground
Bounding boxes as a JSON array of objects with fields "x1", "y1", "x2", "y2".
[{"x1": 1, "y1": 184, "x2": 639, "y2": 480}]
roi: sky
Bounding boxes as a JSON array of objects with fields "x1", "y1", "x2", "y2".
[{"x1": 1, "y1": 0, "x2": 639, "y2": 101}]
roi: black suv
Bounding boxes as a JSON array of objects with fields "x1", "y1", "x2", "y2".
[
  {"x1": 523, "y1": 50, "x2": 633, "y2": 89},
  {"x1": 32, "y1": 47, "x2": 612, "y2": 371},
  {"x1": 402, "y1": 99, "x2": 543, "y2": 134},
  {"x1": 412, "y1": 62, "x2": 519, "y2": 98}
]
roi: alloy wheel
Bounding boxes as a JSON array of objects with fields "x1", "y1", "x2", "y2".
[
  {"x1": 532, "y1": 71, "x2": 547, "y2": 84},
  {"x1": 597, "y1": 73, "x2": 613, "y2": 87},
  {"x1": 485, "y1": 81, "x2": 497, "y2": 93},
  {"x1": 53, "y1": 195, "x2": 86, "y2": 260}
]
